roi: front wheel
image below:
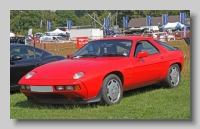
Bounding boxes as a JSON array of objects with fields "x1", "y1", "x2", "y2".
[
  {"x1": 162, "y1": 64, "x2": 181, "y2": 88},
  {"x1": 101, "y1": 74, "x2": 123, "y2": 106}
]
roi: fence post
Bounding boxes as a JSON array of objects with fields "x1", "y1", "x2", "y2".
[
  {"x1": 40, "y1": 40, "x2": 42, "y2": 49},
  {"x1": 33, "y1": 36, "x2": 35, "y2": 47},
  {"x1": 53, "y1": 38, "x2": 59, "y2": 55},
  {"x1": 44, "y1": 43, "x2": 46, "y2": 50}
]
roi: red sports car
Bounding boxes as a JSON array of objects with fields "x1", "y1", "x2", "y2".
[{"x1": 18, "y1": 36, "x2": 184, "y2": 106}]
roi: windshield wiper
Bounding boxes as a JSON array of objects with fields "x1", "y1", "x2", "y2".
[
  {"x1": 101, "y1": 53, "x2": 126, "y2": 57},
  {"x1": 73, "y1": 54, "x2": 98, "y2": 58}
]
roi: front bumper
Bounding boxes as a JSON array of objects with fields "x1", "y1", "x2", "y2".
[
  {"x1": 19, "y1": 79, "x2": 101, "y2": 104},
  {"x1": 24, "y1": 90, "x2": 102, "y2": 104}
]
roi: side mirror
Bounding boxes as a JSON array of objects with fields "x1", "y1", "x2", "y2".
[
  {"x1": 137, "y1": 51, "x2": 148, "y2": 59},
  {"x1": 67, "y1": 54, "x2": 73, "y2": 59},
  {"x1": 11, "y1": 55, "x2": 22, "y2": 61}
]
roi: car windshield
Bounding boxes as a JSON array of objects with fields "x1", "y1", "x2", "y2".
[{"x1": 72, "y1": 40, "x2": 133, "y2": 58}]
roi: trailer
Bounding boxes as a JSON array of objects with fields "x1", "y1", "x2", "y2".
[{"x1": 69, "y1": 28, "x2": 104, "y2": 40}]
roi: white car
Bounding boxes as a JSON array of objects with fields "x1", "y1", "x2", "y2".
[
  {"x1": 40, "y1": 36, "x2": 62, "y2": 41},
  {"x1": 151, "y1": 32, "x2": 175, "y2": 42}
]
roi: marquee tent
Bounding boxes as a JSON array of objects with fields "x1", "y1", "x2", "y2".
[
  {"x1": 10, "y1": 32, "x2": 15, "y2": 37},
  {"x1": 46, "y1": 28, "x2": 66, "y2": 35},
  {"x1": 159, "y1": 22, "x2": 185, "y2": 29}
]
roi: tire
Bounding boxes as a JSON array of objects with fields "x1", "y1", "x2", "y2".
[
  {"x1": 101, "y1": 74, "x2": 123, "y2": 106},
  {"x1": 163, "y1": 64, "x2": 181, "y2": 88}
]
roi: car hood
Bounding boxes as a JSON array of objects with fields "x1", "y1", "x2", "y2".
[{"x1": 25, "y1": 57, "x2": 130, "y2": 80}]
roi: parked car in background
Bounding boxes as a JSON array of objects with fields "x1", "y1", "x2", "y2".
[
  {"x1": 149, "y1": 32, "x2": 175, "y2": 42},
  {"x1": 25, "y1": 38, "x2": 31, "y2": 45},
  {"x1": 57, "y1": 33, "x2": 70, "y2": 40},
  {"x1": 10, "y1": 36, "x2": 26, "y2": 44},
  {"x1": 19, "y1": 36, "x2": 184, "y2": 106},
  {"x1": 10, "y1": 44, "x2": 66, "y2": 92},
  {"x1": 160, "y1": 32, "x2": 175, "y2": 41},
  {"x1": 40, "y1": 35, "x2": 62, "y2": 42}
]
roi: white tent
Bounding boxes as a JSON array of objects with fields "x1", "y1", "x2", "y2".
[
  {"x1": 159, "y1": 22, "x2": 185, "y2": 29},
  {"x1": 46, "y1": 28, "x2": 66, "y2": 35},
  {"x1": 10, "y1": 32, "x2": 15, "y2": 37}
]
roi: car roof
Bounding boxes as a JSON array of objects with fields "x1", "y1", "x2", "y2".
[
  {"x1": 10, "y1": 43, "x2": 25, "y2": 46},
  {"x1": 96, "y1": 36, "x2": 152, "y2": 41},
  {"x1": 10, "y1": 43, "x2": 52, "y2": 54},
  {"x1": 10, "y1": 43, "x2": 35, "y2": 49}
]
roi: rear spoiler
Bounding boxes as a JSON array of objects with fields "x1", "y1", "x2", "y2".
[{"x1": 183, "y1": 38, "x2": 190, "y2": 46}]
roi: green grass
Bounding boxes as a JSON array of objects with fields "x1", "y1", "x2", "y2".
[{"x1": 10, "y1": 78, "x2": 190, "y2": 119}]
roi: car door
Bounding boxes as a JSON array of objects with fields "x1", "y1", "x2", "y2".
[
  {"x1": 10, "y1": 46, "x2": 42, "y2": 86},
  {"x1": 132, "y1": 40, "x2": 166, "y2": 85}
]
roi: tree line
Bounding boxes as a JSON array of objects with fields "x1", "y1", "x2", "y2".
[{"x1": 10, "y1": 10, "x2": 190, "y2": 35}]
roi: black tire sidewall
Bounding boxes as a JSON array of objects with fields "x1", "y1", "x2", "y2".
[{"x1": 101, "y1": 74, "x2": 123, "y2": 105}]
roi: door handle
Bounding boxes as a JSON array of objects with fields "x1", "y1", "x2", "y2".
[{"x1": 160, "y1": 56, "x2": 164, "y2": 59}]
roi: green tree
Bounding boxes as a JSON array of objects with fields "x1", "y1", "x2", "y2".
[
  {"x1": 55, "y1": 10, "x2": 79, "y2": 27},
  {"x1": 10, "y1": 10, "x2": 21, "y2": 20},
  {"x1": 40, "y1": 10, "x2": 57, "y2": 31},
  {"x1": 10, "y1": 10, "x2": 57, "y2": 35},
  {"x1": 10, "y1": 10, "x2": 190, "y2": 35},
  {"x1": 74, "y1": 10, "x2": 86, "y2": 18},
  {"x1": 77, "y1": 14, "x2": 93, "y2": 26}
]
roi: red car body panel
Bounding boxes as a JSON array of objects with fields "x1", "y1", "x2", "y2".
[
  {"x1": 21, "y1": 79, "x2": 88, "y2": 100},
  {"x1": 18, "y1": 36, "x2": 184, "y2": 104}
]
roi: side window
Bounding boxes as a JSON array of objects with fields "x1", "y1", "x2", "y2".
[
  {"x1": 11, "y1": 47, "x2": 29, "y2": 60},
  {"x1": 17, "y1": 47, "x2": 29, "y2": 60},
  {"x1": 11, "y1": 47, "x2": 37, "y2": 60},
  {"x1": 134, "y1": 40, "x2": 159, "y2": 57},
  {"x1": 11, "y1": 48, "x2": 20, "y2": 57},
  {"x1": 35, "y1": 49, "x2": 43, "y2": 58},
  {"x1": 19, "y1": 47, "x2": 34, "y2": 60},
  {"x1": 27, "y1": 48, "x2": 35, "y2": 59},
  {"x1": 134, "y1": 43, "x2": 143, "y2": 57}
]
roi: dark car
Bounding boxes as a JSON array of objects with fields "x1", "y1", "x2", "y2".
[
  {"x1": 10, "y1": 36, "x2": 26, "y2": 44},
  {"x1": 10, "y1": 44, "x2": 67, "y2": 92},
  {"x1": 57, "y1": 33, "x2": 70, "y2": 40}
]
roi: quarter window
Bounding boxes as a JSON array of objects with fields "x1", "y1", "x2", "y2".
[{"x1": 154, "y1": 40, "x2": 178, "y2": 50}]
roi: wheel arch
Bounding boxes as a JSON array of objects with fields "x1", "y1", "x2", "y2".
[
  {"x1": 169, "y1": 62, "x2": 182, "y2": 72},
  {"x1": 103, "y1": 71, "x2": 124, "y2": 86}
]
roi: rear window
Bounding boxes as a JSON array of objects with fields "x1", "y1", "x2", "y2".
[{"x1": 154, "y1": 40, "x2": 178, "y2": 50}]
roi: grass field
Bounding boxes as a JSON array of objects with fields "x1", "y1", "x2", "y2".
[
  {"x1": 10, "y1": 40, "x2": 190, "y2": 119},
  {"x1": 10, "y1": 77, "x2": 190, "y2": 119}
]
